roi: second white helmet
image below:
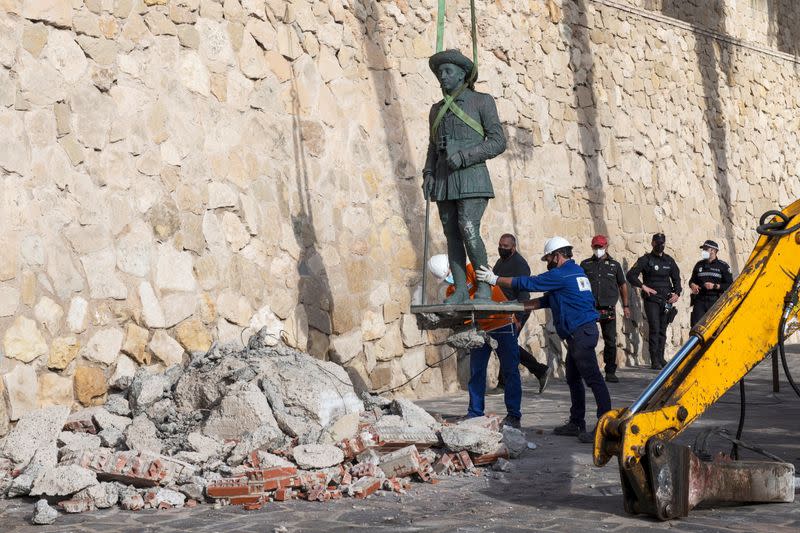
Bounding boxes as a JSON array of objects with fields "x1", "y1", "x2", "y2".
[
  {"x1": 427, "y1": 254, "x2": 450, "y2": 282},
  {"x1": 541, "y1": 236, "x2": 572, "y2": 260}
]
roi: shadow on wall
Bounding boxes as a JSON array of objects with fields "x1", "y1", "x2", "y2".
[
  {"x1": 621, "y1": 258, "x2": 644, "y2": 366},
  {"x1": 660, "y1": 0, "x2": 740, "y2": 273},
  {"x1": 289, "y1": 78, "x2": 334, "y2": 359},
  {"x1": 357, "y1": 1, "x2": 426, "y2": 288},
  {"x1": 564, "y1": 0, "x2": 608, "y2": 237},
  {"x1": 768, "y1": 0, "x2": 800, "y2": 58}
]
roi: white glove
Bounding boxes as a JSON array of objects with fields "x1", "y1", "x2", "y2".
[{"x1": 476, "y1": 265, "x2": 498, "y2": 286}]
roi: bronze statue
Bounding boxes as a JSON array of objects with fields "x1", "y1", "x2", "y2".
[{"x1": 423, "y1": 49, "x2": 507, "y2": 304}]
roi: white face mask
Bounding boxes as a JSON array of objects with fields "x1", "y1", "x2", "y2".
[
  {"x1": 594, "y1": 248, "x2": 606, "y2": 259},
  {"x1": 700, "y1": 250, "x2": 711, "y2": 260}
]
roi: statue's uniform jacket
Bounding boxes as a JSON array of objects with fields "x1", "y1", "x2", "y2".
[{"x1": 423, "y1": 88, "x2": 507, "y2": 201}]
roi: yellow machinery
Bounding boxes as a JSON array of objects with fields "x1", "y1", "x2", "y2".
[{"x1": 594, "y1": 200, "x2": 800, "y2": 520}]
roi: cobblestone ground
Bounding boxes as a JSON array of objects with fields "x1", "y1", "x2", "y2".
[{"x1": 3, "y1": 351, "x2": 800, "y2": 532}]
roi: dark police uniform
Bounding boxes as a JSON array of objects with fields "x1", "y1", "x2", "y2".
[
  {"x1": 626, "y1": 252, "x2": 682, "y2": 368},
  {"x1": 580, "y1": 255, "x2": 627, "y2": 375},
  {"x1": 493, "y1": 252, "x2": 549, "y2": 385},
  {"x1": 689, "y1": 258, "x2": 733, "y2": 326}
]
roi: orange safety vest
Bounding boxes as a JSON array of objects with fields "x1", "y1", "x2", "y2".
[{"x1": 445, "y1": 264, "x2": 513, "y2": 332}]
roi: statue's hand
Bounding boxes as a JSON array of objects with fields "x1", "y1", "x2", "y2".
[
  {"x1": 476, "y1": 265, "x2": 498, "y2": 286},
  {"x1": 446, "y1": 151, "x2": 464, "y2": 170},
  {"x1": 422, "y1": 174, "x2": 434, "y2": 198}
]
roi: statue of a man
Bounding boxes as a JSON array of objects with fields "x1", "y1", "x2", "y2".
[{"x1": 423, "y1": 49, "x2": 507, "y2": 304}]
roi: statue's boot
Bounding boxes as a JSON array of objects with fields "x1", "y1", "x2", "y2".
[
  {"x1": 444, "y1": 260, "x2": 470, "y2": 305},
  {"x1": 462, "y1": 217, "x2": 493, "y2": 304}
]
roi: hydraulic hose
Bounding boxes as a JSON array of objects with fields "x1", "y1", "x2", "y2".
[{"x1": 731, "y1": 378, "x2": 745, "y2": 460}]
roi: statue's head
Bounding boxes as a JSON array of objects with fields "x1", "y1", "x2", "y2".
[{"x1": 429, "y1": 49, "x2": 475, "y2": 93}]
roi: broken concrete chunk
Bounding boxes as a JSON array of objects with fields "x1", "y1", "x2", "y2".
[
  {"x1": 501, "y1": 426, "x2": 527, "y2": 459},
  {"x1": 226, "y1": 424, "x2": 287, "y2": 466},
  {"x1": 1, "y1": 405, "x2": 69, "y2": 468},
  {"x1": 379, "y1": 445, "x2": 422, "y2": 478},
  {"x1": 203, "y1": 382, "x2": 279, "y2": 441},
  {"x1": 128, "y1": 369, "x2": 171, "y2": 415},
  {"x1": 374, "y1": 426, "x2": 439, "y2": 447},
  {"x1": 440, "y1": 425, "x2": 503, "y2": 455},
  {"x1": 389, "y1": 398, "x2": 440, "y2": 429},
  {"x1": 292, "y1": 444, "x2": 345, "y2": 469},
  {"x1": 144, "y1": 487, "x2": 185, "y2": 508},
  {"x1": 30, "y1": 464, "x2": 98, "y2": 496},
  {"x1": 124, "y1": 415, "x2": 163, "y2": 454},
  {"x1": 7, "y1": 447, "x2": 57, "y2": 497},
  {"x1": 74, "y1": 482, "x2": 119, "y2": 509},
  {"x1": 93, "y1": 407, "x2": 134, "y2": 433},
  {"x1": 492, "y1": 457, "x2": 512, "y2": 472},
  {"x1": 32, "y1": 499, "x2": 58, "y2": 525},
  {"x1": 57, "y1": 431, "x2": 102, "y2": 457},
  {"x1": 98, "y1": 427, "x2": 125, "y2": 448},
  {"x1": 104, "y1": 394, "x2": 131, "y2": 417}
]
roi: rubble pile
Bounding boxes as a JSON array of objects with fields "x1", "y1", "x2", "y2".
[{"x1": 0, "y1": 329, "x2": 532, "y2": 523}]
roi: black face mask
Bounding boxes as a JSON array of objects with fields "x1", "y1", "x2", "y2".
[
  {"x1": 653, "y1": 243, "x2": 665, "y2": 254},
  {"x1": 498, "y1": 247, "x2": 513, "y2": 259}
]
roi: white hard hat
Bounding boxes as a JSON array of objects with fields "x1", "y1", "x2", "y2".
[
  {"x1": 427, "y1": 254, "x2": 450, "y2": 281},
  {"x1": 541, "y1": 236, "x2": 572, "y2": 260}
]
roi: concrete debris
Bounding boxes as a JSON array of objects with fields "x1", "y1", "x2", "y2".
[
  {"x1": 445, "y1": 329, "x2": 497, "y2": 350},
  {"x1": 0, "y1": 338, "x2": 528, "y2": 518},
  {"x1": 440, "y1": 424, "x2": 503, "y2": 455},
  {"x1": 527, "y1": 441, "x2": 538, "y2": 450},
  {"x1": 492, "y1": 458, "x2": 512, "y2": 472},
  {"x1": 390, "y1": 398, "x2": 440, "y2": 429},
  {"x1": 1, "y1": 406, "x2": 70, "y2": 468},
  {"x1": 32, "y1": 499, "x2": 58, "y2": 525},
  {"x1": 74, "y1": 482, "x2": 119, "y2": 509},
  {"x1": 501, "y1": 426, "x2": 527, "y2": 459},
  {"x1": 104, "y1": 394, "x2": 132, "y2": 417},
  {"x1": 292, "y1": 444, "x2": 345, "y2": 470},
  {"x1": 30, "y1": 465, "x2": 98, "y2": 496},
  {"x1": 98, "y1": 427, "x2": 125, "y2": 448},
  {"x1": 128, "y1": 370, "x2": 172, "y2": 416},
  {"x1": 124, "y1": 415, "x2": 163, "y2": 455}
]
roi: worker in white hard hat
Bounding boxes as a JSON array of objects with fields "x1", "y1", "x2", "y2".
[
  {"x1": 427, "y1": 253, "x2": 523, "y2": 429},
  {"x1": 476, "y1": 236, "x2": 612, "y2": 443}
]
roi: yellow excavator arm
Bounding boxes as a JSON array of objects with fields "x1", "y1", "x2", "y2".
[{"x1": 594, "y1": 200, "x2": 800, "y2": 520}]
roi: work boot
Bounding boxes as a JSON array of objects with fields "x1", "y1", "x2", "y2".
[
  {"x1": 577, "y1": 427, "x2": 596, "y2": 444},
  {"x1": 650, "y1": 360, "x2": 663, "y2": 370},
  {"x1": 538, "y1": 367, "x2": 551, "y2": 394},
  {"x1": 553, "y1": 421, "x2": 583, "y2": 436},
  {"x1": 502, "y1": 415, "x2": 521, "y2": 429},
  {"x1": 605, "y1": 372, "x2": 619, "y2": 383}
]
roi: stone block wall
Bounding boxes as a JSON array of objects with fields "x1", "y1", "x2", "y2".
[{"x1": 0, "y1": 0, "x2": 798, "y2": 427}]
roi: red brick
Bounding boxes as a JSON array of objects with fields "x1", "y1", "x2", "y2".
[
  {"x1": 274, "y1": 488, "x2": 295, "y2": 501},
  {"x1": 207, "y1": 478, "x2": 250, "y2": 498},
  {"x1": 351, "y1": 476, "x2": 382, "y2": 499},
  {"x1": 229, "y1": 495, "x2": 261, "y2": 505},
  {"x1": 471, "y1": 445, "x2": 509, "y2": 466}
]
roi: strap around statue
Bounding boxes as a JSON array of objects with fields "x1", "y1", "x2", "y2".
[{"x1": 431, "y1": 0, "x2": 484, "y2": 140}]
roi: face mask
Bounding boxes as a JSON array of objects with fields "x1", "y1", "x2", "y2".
[
  {"x1": 546, "y1": 259, "x2": 558, "y2": 271},
  {"x1": 653, "y1": 243, "x2": 665, "y2": 254},
  {"x1": 594, "y1": 248, "x2": 606, "y2": 259},
  {"x1": 498, "y1": 247, "x2": 513, "y2": 259},
  {"x1": 700, "y1": 250, "x2": 710, "y2": 260},
  {"x1": 444, "y1": 273, "x2": 454, "y2": 285}
]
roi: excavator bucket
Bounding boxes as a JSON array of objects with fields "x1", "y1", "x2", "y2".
[{"x1": 628, "y1": 439, "x2": 795, "y2": 521}]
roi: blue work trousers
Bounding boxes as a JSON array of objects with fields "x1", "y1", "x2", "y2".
[
  {"x1": 565, "y1": 322, "x2": 612, "y2": 430},
  {"x1": 468, "y1": 324, "x2": 522, "y2": 419}
]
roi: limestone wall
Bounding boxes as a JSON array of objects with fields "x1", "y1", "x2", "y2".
[{"x1": 0, "y1": 0, "x2": 799, "y2": 428}]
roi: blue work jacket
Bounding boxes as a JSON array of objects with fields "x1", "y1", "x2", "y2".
[{"x1": 511, "y1": 260, "x2": 599, "y2": 339}]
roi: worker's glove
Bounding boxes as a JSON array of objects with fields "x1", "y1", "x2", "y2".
[
  {"x1": 476, "y1": 265, "x2": 498, "y2": 286},
  {"x1": 446, "y1": 150, "x2": 465, "y2": 170},
  {"x1": 422, "y1": 173, "x2": 434, "y2": 198}
]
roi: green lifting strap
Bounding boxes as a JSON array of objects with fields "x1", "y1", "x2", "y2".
[{"x1": 431, "y1": 0, "x2": 484, "y2": 140}]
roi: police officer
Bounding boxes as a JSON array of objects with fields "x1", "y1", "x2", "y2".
[
  {"x1": 477, "y1": 236, "x2": 612, "y2": 444},
  {"x1": 580, "y1": 235, "x2": 630, "y2": 383},
  {"x1": 626, "y1": 233, "x2": 682, "y2": 370},
  {"x1": 689, "y1": 240, "x2": 733, "y2": 326}
]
